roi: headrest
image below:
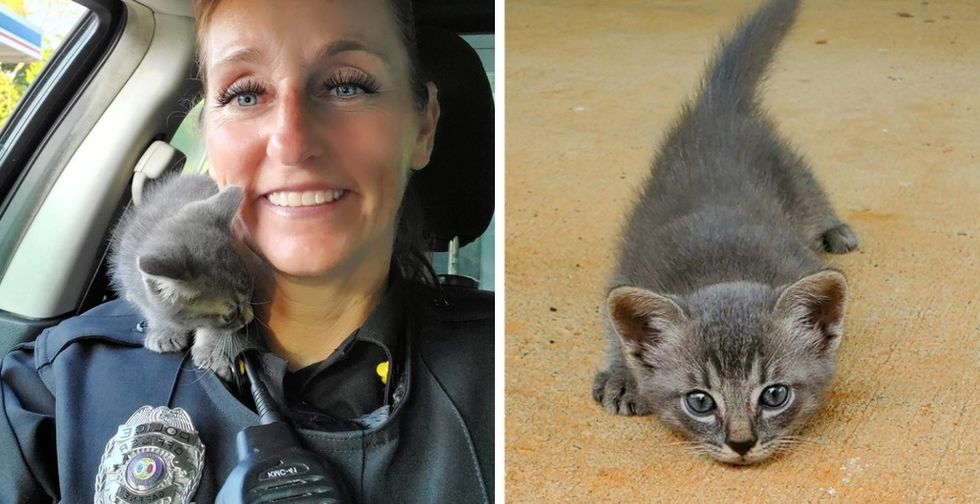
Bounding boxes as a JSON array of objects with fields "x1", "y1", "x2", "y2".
[
  {"x1": 415, "y1": 1, "x2": 495, "y2": 33},
  {"x1": 410, "y1": 26, "x2": 495, "y2": 251}
]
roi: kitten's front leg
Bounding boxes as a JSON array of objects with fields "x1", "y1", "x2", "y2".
[
  {"x1": 191, "y1": 327, "x2": 263, "y2": 381},
  {"x1": 144, "y1": 321, "x2": 191, "y2": 353},
  {"x1": 190, "y1": 328, "x2": 237, "y2": 381},
  {"x1": 593, "y1": 362, "x2": 652, "y2": 416}
]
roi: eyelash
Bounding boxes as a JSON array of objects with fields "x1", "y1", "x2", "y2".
[
  {"x1": 215, "y1": 78, "x2": 264, "y2": 107},
  {"x1": 213, "y1": 70, "x2": 380, "y2": 107},
  {"x1": 324, "y1": 69, "x2": 380, "y2": 96}
]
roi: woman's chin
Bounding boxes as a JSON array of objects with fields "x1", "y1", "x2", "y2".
[
  {"x1": 250, "y1": 229, "x2": 394, "y2": 284},
  {"x1": 261, "y1": 247, "x2": 387, "y2": 286},
  {"x1": 269, "y1": 257, "x2": 344, "y2": 281},
  {"x1": 252, "y1": 244, "x2": 344, "y2": 280}
]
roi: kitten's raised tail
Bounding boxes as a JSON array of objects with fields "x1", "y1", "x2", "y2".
[{"x1": 698, "y1": 0, "x2": 801, "y2": 115}]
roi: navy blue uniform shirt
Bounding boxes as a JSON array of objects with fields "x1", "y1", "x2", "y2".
[{"x1": 0, "y1": 279, "x2": 493, "y2": 503}]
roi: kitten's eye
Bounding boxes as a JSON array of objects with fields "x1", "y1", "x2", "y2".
[
  {"x1": 760, "y1": 384, "x2": 790, "y2": 408},
  {"x1": 685, "y1": 390, "x2": 716, "y2": 415}
]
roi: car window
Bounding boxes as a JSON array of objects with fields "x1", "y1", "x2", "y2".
[
  {"x1": 0, "y1": 1, "x2": 87, "y2": 128},
  {"x1": 0, "y1": 0, "x2": 125, "y2": 353},
  {"x1": 169, "y1": 33, "x2": 497, "y2": 291}
]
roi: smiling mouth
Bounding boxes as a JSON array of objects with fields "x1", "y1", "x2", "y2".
[{"x1": 266, "y1": 189, "x2": 345, "y2": 207}]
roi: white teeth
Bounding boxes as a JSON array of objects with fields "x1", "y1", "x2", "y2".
[{"x1": 267, "y1": 190, "x2": 344, "y2": 207}]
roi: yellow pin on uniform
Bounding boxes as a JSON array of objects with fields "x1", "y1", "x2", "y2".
[{"x1": 376, "y1": 361, "x2": 390, "y2": 385}]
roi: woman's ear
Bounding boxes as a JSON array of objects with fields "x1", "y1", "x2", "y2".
[{"x1": 410, "y1": 81, "x2": 440, "y2": 171}]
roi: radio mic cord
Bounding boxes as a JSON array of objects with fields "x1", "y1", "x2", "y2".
[{"x1": 216, "y1": 350, "x2": 354, "y2": 503}]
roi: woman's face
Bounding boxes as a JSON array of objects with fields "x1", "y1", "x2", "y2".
[{"x1": 202, "y1": 0, "x2": 437, "y2": 282}]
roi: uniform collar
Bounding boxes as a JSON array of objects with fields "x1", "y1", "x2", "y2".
[{"x1": 247, "y1": 273, "x2": 408, "y2": 405}]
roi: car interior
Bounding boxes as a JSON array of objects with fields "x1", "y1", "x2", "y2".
[{"x1": 0, "y1": 0, "x2": 495, "y2": 355}]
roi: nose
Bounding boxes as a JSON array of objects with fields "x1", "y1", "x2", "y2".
[
  {"x1": 267, "y1": 87, "x2": 322, "y2": 166},
  {"x1": 726, "y1": 438, "x2": 757, "y2": 456}
]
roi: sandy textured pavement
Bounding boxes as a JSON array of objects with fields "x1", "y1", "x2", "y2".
[{"x1": 505, "y1": 0, "x2": 979, "y2": 501}]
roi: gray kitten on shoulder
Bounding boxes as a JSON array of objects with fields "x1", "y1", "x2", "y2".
[
  {"x1": 593, "y1": 0, "x2": 858, "y2": 465},
  {"x1": 109, "y1": 174, "x2": 260, "y2": 380}
]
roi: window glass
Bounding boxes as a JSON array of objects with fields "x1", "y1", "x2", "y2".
[
  {"x1": 171, "y1": 100, "x2": 207, "y2": 174},
  {"x1": 0, "y1": 0, "x2": 87, "y2": 128}
]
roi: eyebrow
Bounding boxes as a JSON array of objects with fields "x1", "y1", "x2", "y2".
[
  {"x1": 211, "y1": 39, "x2": 389, "y2": 71},
  {"x1": 211, "y1": 46, "x2": 263, "y2": 70},
  {"x1": 316, "y1": 39, "x2": 389, "y2": 63}
]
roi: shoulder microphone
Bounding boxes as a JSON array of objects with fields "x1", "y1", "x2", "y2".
[{"x1": 216, "y1": 351, "x2": 354, "y2": 503}]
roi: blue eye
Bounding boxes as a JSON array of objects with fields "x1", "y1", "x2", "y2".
[
  {"x1": 685, "y1": 390, "x2": 716, "y2": 415},
  {"x1": 331, "y1": 84, "x2": 361, "y2": 98},
  {"x1": 237, "y1": 93, "x2": 258, "y2": 107},
  {"x1": 323, "y1": 70, "x2": 379, "y2": 99},
  {"x1": 760, "y1": 385, "x2": 790, "y2": 408},
  {"x1": 216, "y1": 79, "x2": 264, "y2": 108}
]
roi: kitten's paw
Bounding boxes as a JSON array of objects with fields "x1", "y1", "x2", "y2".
[
  {"x1": 144, "y1": 328, "x2": 190, "y2": 353},
  {"x1": 190, "y1": 346, "x2": 235, "y2": 382},
  {"x1": 592, "y1": 368, "x2": 652, "y2": 416},
  {"x1": 822, "y1": 223, "x2": 859, "y2": 254}
]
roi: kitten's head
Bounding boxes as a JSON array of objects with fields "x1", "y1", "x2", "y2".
[
  {"x1": 609, "y1": 270, "x2": 847, "y2": 465},
  {"x1": 138, "y1": 186, "x2": 253, "y2": 330}
]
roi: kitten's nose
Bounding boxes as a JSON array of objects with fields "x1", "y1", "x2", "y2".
[{"x1": 726, "y1": 439, "x2": 756, "y2": 456}]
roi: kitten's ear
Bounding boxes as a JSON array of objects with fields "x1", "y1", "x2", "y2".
[
  {"x1": 181, "y1": 186, "x2": 244, "y2": 225},
  {"x1": 608, "y1": 286, "x2": 687, "y2": 369},
  {"x1": 208, "y1": 186, "x2": 245, "y2": 225},
  {"x1": 138, "y1": 255, "x2": 199, "y2": 302},
  {"x1": 137, "y1": 254, "x2": 186, "y2": 279},
  {"x1": 775, "y1": 270, "x2": 848, "y2": 355}
]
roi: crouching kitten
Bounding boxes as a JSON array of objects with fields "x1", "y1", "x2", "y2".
[{"x1": 593, "y1": 0, "x2": 858, "y2": 465}]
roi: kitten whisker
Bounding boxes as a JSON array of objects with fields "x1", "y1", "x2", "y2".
[
  {"x1": 778, "y1": 435, "x2": 822, "y2": 447},
  {"x1": 252, "y1": 316, "x2": 274, "y2": 332}
]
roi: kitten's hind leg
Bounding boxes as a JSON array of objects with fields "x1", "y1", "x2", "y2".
[
  {"x1": 144, "y1": 323, "x2": 191, "y2": 353},
  {"x1": 821, "y1": 222, "x2": 859, "y2": 254},
  {"x1": 593, "y1": 364, "x2": 652, "y2": 416},
  {"x1": 768, "y1": 147, "x2": 859, "y2": 254}
]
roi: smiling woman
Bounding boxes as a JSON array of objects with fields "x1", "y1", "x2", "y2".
[
  {"x1": 0, "y1": 0, "x2": 494, "y2": 502},
  {"x1": 197, "y1": 0, "x2": 441, "y2": 368}
]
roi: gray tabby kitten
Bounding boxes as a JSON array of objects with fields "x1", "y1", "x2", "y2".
[
  {"x1": 109, "y1": 174, "x2": 260, "y2": 380},
  {"x1": 593, "y1": 0, "x2": 858, "y2": 465}
]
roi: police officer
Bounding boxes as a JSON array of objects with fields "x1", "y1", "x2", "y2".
[{"x1": 0, "y1": 0, "x2": 493, "y2": 501}]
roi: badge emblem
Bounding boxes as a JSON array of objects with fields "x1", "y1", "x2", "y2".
[{"x1": 95, "y1": 406, "x2": 205, "y2": 504}]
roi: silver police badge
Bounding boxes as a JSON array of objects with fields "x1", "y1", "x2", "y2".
[{"x1": 95, "y1": 406, "x2": 205, "y2": 503}]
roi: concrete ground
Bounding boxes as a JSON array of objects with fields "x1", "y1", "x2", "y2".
[{"x1": 505, "y1": 0, "x2": 979, "y2": 502}]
